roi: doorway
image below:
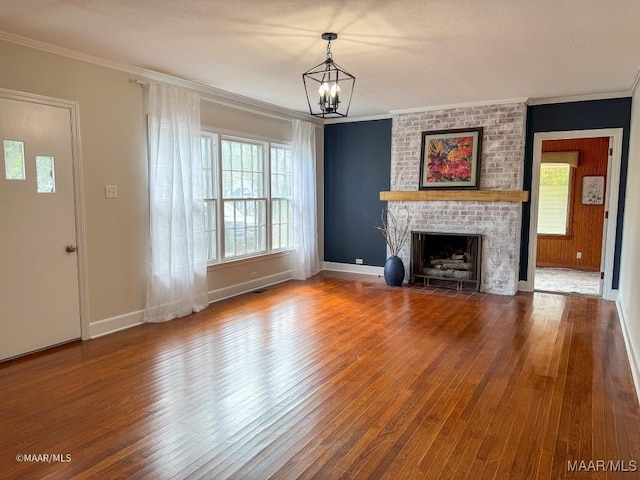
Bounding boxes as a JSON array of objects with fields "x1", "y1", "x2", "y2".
[
  {"x1": 0, "y1": 90, "x2": 86, "y2": 361},
  {"x1": 526, "y1": 129, "x2": 622, "y2": 300},
  {"x1": 535, "y1": 137, "x2": 608, "y2": 296}
]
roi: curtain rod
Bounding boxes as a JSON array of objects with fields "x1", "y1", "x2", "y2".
[{"x1": 129, "y1": 77, "x2": 323, "y2": 125}]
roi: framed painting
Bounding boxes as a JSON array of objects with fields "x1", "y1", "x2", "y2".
[
  {"x1": 419, "y1": 127, "x2": 483, "y2": 190},
  {"x1": 582, "y1": 175, "x2": 605, "y2": 205}
]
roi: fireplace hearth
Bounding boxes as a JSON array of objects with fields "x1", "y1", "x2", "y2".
[{"x1": 410, "y1": 232, "x2": 482, "y2": 291}]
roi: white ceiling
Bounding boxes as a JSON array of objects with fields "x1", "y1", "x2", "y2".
[{"x1": 1, "y1": 0, "x2": 639, "y2": 118}]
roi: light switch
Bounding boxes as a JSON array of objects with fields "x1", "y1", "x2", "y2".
[{"x1": 105, "y1": 185, "x2": 118, "y2": 198}]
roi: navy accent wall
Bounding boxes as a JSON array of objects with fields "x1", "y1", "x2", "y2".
[
  {"x1": 520, "y1": 98, "x2": 632, "y2": 289},
  {"x1": 324, "y1": 119, "x2": 392, "y2": 266}
]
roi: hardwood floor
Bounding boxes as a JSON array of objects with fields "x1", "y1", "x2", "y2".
[{"x1": 1, "y1": 271, "x2": 639, "y2": 479}]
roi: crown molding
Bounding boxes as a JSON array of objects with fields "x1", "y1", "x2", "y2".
[
  {"x1": 0, "y1": 30, "x2": 322, "y2": 125},
  {"x1": 528, "y1": 90, "x2": 632, "y2": 106},
  {"x1": 389, "y1": 98, "x2": 529, "y2": 115},
  {"x1": 323, "y1": 113, "x2": 392, "y2": 124},
  {"x1": 0, "y1": 30, "x2": 129, "y2": 74}
]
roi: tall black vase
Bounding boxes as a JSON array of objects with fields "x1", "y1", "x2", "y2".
[{"x1": 383, "y1": 255, "x2": 405, "y2": 286}]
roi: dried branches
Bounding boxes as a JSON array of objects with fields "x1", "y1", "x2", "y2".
[{"x1": 374, "y1": 207, "x2": 411, "y2": 257}]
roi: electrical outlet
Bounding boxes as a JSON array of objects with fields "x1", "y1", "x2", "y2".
[
  {"x1": 250, "y1": 271, "x2": 258, "y2": 279},
  {"x1": 105, "y1": 185, "x2": 118, "y2": 199},
  {"x1": 576, "y1": 251, "x2": 582, "y2": 259},
  {"x1": 355, "y1": 258, "x2": 363, "y2": 265}
]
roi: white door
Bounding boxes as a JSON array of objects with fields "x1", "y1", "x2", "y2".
[{"x1": 0, "y1": 97, "x2": 81, "y2": 361}]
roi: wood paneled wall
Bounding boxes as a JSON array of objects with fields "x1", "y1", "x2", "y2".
[{"x1": 536, "y1": 137, "x2": 609, "y2": 271}]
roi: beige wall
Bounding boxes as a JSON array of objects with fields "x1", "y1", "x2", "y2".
[
  {"x1": 201, "y1": 102, "x2": 292, "y2": 141},
  {"x1": 618, "y1": 83, "x2": 640, "y2": 393},
  {"x1": 0, "y1": 38, "x2": 324, "y2": 331},
  {"x1": 0, "y1": 39, "x2": 148, "y2": 324}
]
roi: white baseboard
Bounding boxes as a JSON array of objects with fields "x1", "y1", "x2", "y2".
[
  {"x1": 616, "y1": 299, "x2": 640, "y2": 406},
  {"x1": 88, "y1": 272, "x2": 293, "y2": 339},
  {"x1": 89, "y1": 310, "x2": 144, "y2": 339},
  {"x1": 322, "y1": 261, "x2": 384, "y2": 276},
  {"x1": 518, "y1": 280, "x2": 532, "y2": 292},
  {"x1": 207, "y1": 270, "x2": 293, "y2": 303}
]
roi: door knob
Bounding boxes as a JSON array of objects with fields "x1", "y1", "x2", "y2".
[{"x1": 65, "y1": 245, "x2": 77, "y2": 253}]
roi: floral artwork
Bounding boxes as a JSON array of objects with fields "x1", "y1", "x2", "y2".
[
  {"x1": 582, "y1": 176, "x2": 605, "y2": 205},
  {"x1": 427, "y1": 136, "x2": 473, "y2": 182},
  {"x1": 419, "y1": 128, "x2": 482, "y2": 189}
]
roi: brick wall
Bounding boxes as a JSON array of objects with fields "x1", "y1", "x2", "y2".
[{"x1": 389, "y1": 103, "x2": 527, "y2": 295}]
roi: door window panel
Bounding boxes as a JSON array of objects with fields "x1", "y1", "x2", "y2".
[
  {"x1": 36, "y1": 156, "x2": 56, "y2": 193},
  {"x1": 3, "y1": 140, "x2": 26, "y2": 180}
]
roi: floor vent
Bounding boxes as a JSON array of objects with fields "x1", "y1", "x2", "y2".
[{"x1": 251, "y1": 288, "x2": 270, "y2": 294}]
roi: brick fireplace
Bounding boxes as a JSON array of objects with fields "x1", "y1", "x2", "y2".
[{"x1": 387, "y1": 102, "x2": 526, "y2": 295}]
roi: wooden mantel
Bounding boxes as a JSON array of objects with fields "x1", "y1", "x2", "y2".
[{"x1": 379, "y1": 190, "x2": 529, "y2": 202}]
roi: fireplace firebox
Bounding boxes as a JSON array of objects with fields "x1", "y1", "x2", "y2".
[{"x1": 410, "y1": 232, "x2": 482, "y2": 291}]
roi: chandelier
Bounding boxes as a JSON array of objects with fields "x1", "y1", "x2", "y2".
[{"x1": 302, "y1": 33, "x2": 355, "y2": 118}]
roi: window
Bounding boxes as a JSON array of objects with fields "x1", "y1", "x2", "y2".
[
  {"x1": 538, "y1": 163, "x2": 572, "y2": 235},
  {"x1": 222, "y1": 138, "x2": 267, "y2": 259},
  {"x1": 270, "y1": 145, "x2": 292, "y2": 250},
  {"x1": 201, "y1": 132, "x2": 292, "y2": 264},
  {"x1": 36, "y1": 156, "x2": 56, "y2": 193},
  {"x1": 3, "y1": 140, "x2": 26, "y2": 180},
  {"x1": 201, "y1": 136, "x2": 217, "y2": 263}
]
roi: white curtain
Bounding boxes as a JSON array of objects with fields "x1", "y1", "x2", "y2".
[
  {"x1": 144, "y1": 83, "x2": 208, "y2": 323},
  {"x1": 291, "y1": 119, "x2": 320, "y2": 280}
]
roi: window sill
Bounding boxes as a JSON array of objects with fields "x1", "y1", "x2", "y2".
[
  {"x1": 207, "y1": 249, "x2": 293, "y2": 271},
  {"x1": 537, "y1": 234, "x2": 572, "y2": 239}
]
